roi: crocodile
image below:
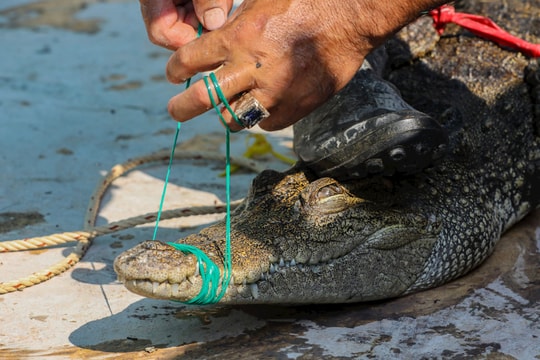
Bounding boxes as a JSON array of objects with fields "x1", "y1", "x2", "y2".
[{"x1": 114, "y1": 0, "x2": 540, "y2": 304}]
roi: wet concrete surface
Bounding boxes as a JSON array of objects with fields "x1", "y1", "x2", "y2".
[{"x1": 1, "y1": 1, "x2": 539, "y2": 359}]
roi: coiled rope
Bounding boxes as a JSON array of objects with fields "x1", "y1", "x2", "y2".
[{"x1": 0, "y1": 150, "x2": 265, "y2": 295}]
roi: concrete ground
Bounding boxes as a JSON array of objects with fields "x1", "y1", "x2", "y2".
[{"x1": 1, "y1": 1, "x2": 539, "y2": 359}]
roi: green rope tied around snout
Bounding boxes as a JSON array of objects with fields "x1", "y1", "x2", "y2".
[{"x1": 152, "y1": 24, "x2": 232, "y2": 305}]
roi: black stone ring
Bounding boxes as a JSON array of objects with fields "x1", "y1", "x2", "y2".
[{"x1": 235, "y1": 92, "x2": 270, "y2": 128}]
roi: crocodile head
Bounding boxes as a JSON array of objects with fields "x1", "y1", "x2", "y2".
[
  {"x1": 114, "y1": 168, "x2": 441, "y2": 304},
  {"x1": 114, "y1": 0, "x2": 540, "y2": 304}
]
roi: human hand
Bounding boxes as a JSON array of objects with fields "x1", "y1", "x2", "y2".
[
  {"x1": 162, "y1": 0, "x2": 447, "y2": 131},
  {"x1": 140, "y1": 0, "x2": 234, "y2": 50}
]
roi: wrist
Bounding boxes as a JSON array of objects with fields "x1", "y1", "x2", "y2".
[{"x1": 350, "y1": 0, "x2": 449, "y2": 48}]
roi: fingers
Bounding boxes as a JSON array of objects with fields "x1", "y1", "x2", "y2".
[
  {"x1": 166, "y1": 32, "x2": 230, "y2": 83},
  {"x1": 167, "y1": 70, "x2": 317, "y2": 133},
  {"x1": 140, "y1": 0, "x2": 199, "y2": 50},
  {"x1": 192, "y1": 0, "x2": 234, "y2": 30},
  {"x1": 167, "y1": 66, "x2": 256, "y2": 130},
  {"x1": 140, "y1": 0, "x2": 234, "y2": 50}
]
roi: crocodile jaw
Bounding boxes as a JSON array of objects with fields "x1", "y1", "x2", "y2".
[
  {"x1": 114, "y1": 240, "x2": 204, "y2": 302},
  {"x1": 114, "y1": 239, "x2": 272, "y2": 303},
  {"x1": 114, "y1": 228, "x2": 438, "y2": 304}
]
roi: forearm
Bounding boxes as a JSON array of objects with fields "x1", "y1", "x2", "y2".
[{"x1": 308, "y1": 0, "x2": 448, "y2": 92}]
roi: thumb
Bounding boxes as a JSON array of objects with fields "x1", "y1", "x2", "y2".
[{"x1": 193, "y1": 0, "x2": 234, "y2": 30}]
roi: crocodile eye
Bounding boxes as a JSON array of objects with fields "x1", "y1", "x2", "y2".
[
  {"x1": 311, "y1": 184, "x2": 349, "y2": 212},
  {"x1": 299, "y1": 179, "x2": 363, "y2": 215},
  {"x1": 315, "y1": 183, "x2": 343, "y2": 200}
]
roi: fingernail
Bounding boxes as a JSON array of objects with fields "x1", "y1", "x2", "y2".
[{"x1": 203, "y1": 8, "x2": 226, "y2": 30}]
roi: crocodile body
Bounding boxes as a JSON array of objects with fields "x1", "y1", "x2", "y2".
[{"x1": 114, "y1": 1, "x2": 540, "y2": 304}]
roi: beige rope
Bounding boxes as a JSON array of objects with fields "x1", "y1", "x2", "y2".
[{"x1": 0, "y1": 149, "x2": 264, "y2": 294}]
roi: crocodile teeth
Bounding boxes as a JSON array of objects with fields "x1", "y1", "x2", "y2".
[
  {"x1": 279, "y1": 258, "x2": 285, "y2": 267},
  {"x1": 249, "y1": 283, "x2": 259, "y2": 299},
  {"x1": 290, "y1": 259, "x2": 296, "y2": 266},
  {"x1": 269, "y1": 264, "x2": 276, "y2": 274},
  {"x1": 124, "y1": 279, "x2": 137, "y2": 289},
  {"x1": 171, "y1": 283, "x2": 179, "y2": 297},
  {"x1": 194, "y1": 264, "x2": 200, "y2": 277},
  {"x1": 152, "y1": 281, "x2": 159, "y2": 294}
]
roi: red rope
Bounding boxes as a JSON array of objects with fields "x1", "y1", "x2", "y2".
[{"x1": 430, "y1": 4, "x2": 540, "y2": 58}]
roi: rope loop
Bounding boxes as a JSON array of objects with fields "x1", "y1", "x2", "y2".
[{"x1": 150, "y1": 24, "x2": 237, "y2": 304}]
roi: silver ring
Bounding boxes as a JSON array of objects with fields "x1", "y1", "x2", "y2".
[{"x1": 235, "y1": 92, "x2": 270, "y2": 128}]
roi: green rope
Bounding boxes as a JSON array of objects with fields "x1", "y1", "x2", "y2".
[
  {"x1": 168, "y1": 120, "x2": 232, "y2": 304},
  {"x1": 151, "y1": 120, "x2": 182, "y2": 241},
  {"x1": 152, "y1": 23, "x2": 202, "y2": 241},
  {"x1": 209, "y1": 72, "x2": 244, "y2": 128},
  {"x1": 152, "y1": 24, "x2": 232, "y2": 305}
]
